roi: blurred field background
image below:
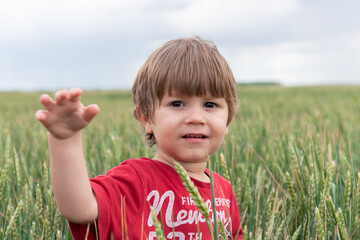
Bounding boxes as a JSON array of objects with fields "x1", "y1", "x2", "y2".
[{"x1": 0, "y1": 85, "x2": 359, "y2": 239}]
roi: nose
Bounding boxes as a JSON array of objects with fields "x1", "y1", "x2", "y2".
[{"x1": 185, "y1": 106, "x2": 206, "y2": 125}]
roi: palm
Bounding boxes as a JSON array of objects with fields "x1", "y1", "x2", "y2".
[{"x1": 35, "y1": 88, "x2": 99, "y2": 139}]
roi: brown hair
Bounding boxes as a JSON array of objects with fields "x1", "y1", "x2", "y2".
[{"x1": 132, "y1": 36, "x2": 238, "y2": 146}]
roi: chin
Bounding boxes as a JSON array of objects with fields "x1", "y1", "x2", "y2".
[{"x1": 180, "y1": 155, "x2": 209, "y2": 163}]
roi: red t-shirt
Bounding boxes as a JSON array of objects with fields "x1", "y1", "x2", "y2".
[{"x1": 70, "y1": 158, "x2": 242, "y2": 239}]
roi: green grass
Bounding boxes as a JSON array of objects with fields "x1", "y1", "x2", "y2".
[{"x1": 0, "y1": 85, "x2": 359, "y2": 239}]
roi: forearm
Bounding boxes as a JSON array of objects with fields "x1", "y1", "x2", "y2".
[{"x1": 49, "y1": 131, "x2": 98, "y2": 223}]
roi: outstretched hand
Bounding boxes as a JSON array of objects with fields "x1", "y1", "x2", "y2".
[{"x1": 35, "y1": 88, "x2": 100, "y2": 139}]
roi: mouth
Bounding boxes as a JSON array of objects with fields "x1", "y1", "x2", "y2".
[{"x1": 182, "y1": 134, "x2": 208, "y2": 139}]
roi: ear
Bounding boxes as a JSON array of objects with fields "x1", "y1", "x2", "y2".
[
  {"x1": 224, "y1": 126, "x2": 229, "y2": 135},
  {"x1": 224, "y1": 115, "x2": 234, "y2": 135},
  {"x1": 135, "y1": 106, "x2": 153, "y2": 134}
]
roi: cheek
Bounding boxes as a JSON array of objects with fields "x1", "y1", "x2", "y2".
[
  {"x1": 216, "y1": 113, "x2": 229, "y2": 130},
  {"x1": 217, "y1": 121, "x2": 229, "y2": 139},
  {"x1": 211, "y1": 122, "x2": 227, "y2": 138},
  {"x1": 152, "y1": 117, "x2": 176, "y2": 137}
]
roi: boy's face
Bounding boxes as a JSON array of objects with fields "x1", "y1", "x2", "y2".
[{"x1": 141, "y1": 91, "x2": 230, "y2": 165}]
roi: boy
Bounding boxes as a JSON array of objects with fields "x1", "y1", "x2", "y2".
[{"x1": 36, "y1": 37, "x2": 242, "y2": 239}]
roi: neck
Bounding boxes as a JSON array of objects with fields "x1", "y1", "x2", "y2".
[
  {"x1": 152, "y1": 155, "x2": 210, "y2": 183},
  {"x1": 180, "y1": 161, "x2": 210, "y2": 182}
]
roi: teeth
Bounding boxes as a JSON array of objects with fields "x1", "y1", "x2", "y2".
[{"x1": 185, "y1": 135, "x2": 205, "y2": 138}]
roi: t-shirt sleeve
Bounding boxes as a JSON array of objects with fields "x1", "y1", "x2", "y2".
[{"x1": 69, "y1": 162, "x2": 145, "y2": 239}]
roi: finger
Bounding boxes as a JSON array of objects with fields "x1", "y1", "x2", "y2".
[
  {"x1": 55, "y1": 89, "x2": 69, "y2": 105},
  {"x1": 69, "y1": 88, "x2": 83, "y2": 102},
  {"x1": 39, "y1": 94, "x2": 56, "y2": 111},
  {"x1": 83, "y1": 104, "x2": 100, "y2": 122},
  {"x1": 35, "y1": 110, "x2": 50, "y2": 123}
]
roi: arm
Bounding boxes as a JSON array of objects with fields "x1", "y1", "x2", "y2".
[{"x1": 35, "y1": 88, "x2": 99, "y2": 223}]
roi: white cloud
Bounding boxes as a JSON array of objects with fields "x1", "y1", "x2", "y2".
[
  {"x1": 166, "y1": 0, "x2": 299, "y2": 33},
  {"x1": 0, "y1": 0, "x2": 153, "y2": 42},
  {"x1": 224, "y1": 35, "x2": 360, "y2": 86},
  {"x1": 346, "y1": 32, "x2": 360, "y2": 49}
]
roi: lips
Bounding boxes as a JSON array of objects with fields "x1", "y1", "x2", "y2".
[{"x1": 182, "y1": 134, "x2": 208, "y2": 139}]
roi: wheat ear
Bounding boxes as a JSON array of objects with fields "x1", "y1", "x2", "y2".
[{"x1": 174, "y1": 162, "x2": 212, "y2": 231}]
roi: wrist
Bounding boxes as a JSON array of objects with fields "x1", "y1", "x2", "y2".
[
  {"x1": 48, "y1": 130, "x2": 84, "y2": 163},
  {"x1": 48, "y1": 130, "x2": 82, "y2": 143}
]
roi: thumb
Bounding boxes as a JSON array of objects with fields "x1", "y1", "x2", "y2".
[
  {"x1": 35, "y1": 110, "x2": 50, "y2": 124},
  {"x1": 83, "y1": 104, "x2": 100, "y2": 122}
]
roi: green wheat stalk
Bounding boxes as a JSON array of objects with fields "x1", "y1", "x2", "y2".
[
  {"x1": 357, "y1": 172, "x2": 360, "y2": 224},
  {"x1": 43, "y1": 162, "x2": 50, "y2": 189},
  {"x1": 174, "y1": 161, "x2": 213, "y2": 233},
  {"x1": 234, "y1": 177, "x2": 241, "y2": 206},
  {"x1": 35, "y1": 183, "x2": 44, "y2": 228},
  {"x1": 285, "y1": 171, "x2": 296, "y2": 210},
  {"x1": 149, "y1": 205, "x2": 165, "y2": 240},
  {"x1": 344, "y1": 170, "x2": 352, "y2": 209},
  {"x1": 3, "y1": 200, "x2": 23, "y2": 239},
  {"x1": 242, "y1": 225, "x2": 248, "y2": 240},
  {"x1": 209, "y1": 160, "x2": 219, "y2": 239},
  {"x1": 0, "y1": 169, "x2": 7, "y2": 208},
  {"x1": 54, "y1": 206, "x2": 63, "y2": 240},
  {"x1": 218, "y1": 219, "x2": 228, "y2": 240},
  {"x1": 274, "y1": 218, "x2": 285, "y2": 239},
  {"x1": 44, "y1": 205, "x2": 51, "y2": 240},
  {"x1": 264, "y1": 188, "x2": 274, "y2": 231},
  {"x1": 308, "y1": 173, "x2": 316, "y2": 213},
  {"x1": 291, "y1": 224, "x2": 302, "y2": 240},
  {"x1": 264, "y1": 212, "x2": 275, "y2": 240},
  {"x1": 220, "y1": 153, "x2": 230, "y2": 181},
  {"x1": 315, "y1": 207, "x2": 325, "y2": 240},
  {"x1": 31, "y1": 220, "x2": 38, "y2": 240},
  {"x1": 335, "y1": 208, "x2": 350, "y2": 240},
  {"x1": 248, "y1": 231, "x2": 253, "y2": 240},
  {"x1": 255, "y1": 227, "x2": 262, "y2": 240},
  {"x1": 4, "y1": 135, "x2": 11, "y2": 165},
  {"x1": 320, "y1": 160, "x2": 335, "y2": 219}
]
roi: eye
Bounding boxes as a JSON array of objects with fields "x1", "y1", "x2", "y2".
[
  {"x1": 170, "y1": 101, "x2": 185, "y2": 107},
  {"x1": 204, "y1": 102, "x2": 217, "y2": 108}
]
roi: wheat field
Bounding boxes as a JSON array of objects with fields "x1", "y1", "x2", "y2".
[{"x1": 0, "y1": 85, "x2": 359, "y2": 239}]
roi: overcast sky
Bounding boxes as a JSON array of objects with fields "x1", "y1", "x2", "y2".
[{"x1": 1, "y1": 0, "x2": 359, "y2": 91}]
